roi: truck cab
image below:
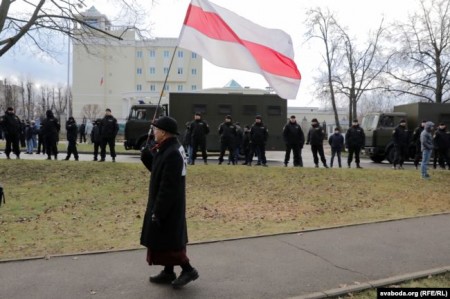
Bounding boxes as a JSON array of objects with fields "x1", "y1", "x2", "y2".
[
  {"x1": 123, "y1": 104, "x2": 167, "y2": 150},
  {"x1": 362, "y1": 102, "x2": 450, "y2": 163},
  {"x1": 362, "y1": 112, "x2": 407, "y2": 163}
]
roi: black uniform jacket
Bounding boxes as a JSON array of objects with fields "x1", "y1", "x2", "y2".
[{"x1": 140, "y1": 137, "x2": 188, "y2": 251}]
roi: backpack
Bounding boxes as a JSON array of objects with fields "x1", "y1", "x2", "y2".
[{"x1": 0, "y1": 184, "x2": 5, "y2": 207}]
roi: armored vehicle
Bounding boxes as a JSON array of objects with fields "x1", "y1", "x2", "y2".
[{"x1": 124, "y1": 92, "x2": 288, "y2": 151}]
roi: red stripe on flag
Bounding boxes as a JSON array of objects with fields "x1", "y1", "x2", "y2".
[{"x1": 183, "y1": 4, "x2": 301, "y2": 80}]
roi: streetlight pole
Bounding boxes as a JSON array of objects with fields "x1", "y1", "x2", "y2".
[{"x1": 66, "y1": 0, "x2": 71, "y2": 118}]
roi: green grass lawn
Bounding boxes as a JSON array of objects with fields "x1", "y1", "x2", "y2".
[{"x1": 0, "y1": 159, "x2": 449, "y2": 260}]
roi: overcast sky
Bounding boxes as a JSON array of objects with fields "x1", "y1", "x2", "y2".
[{"x1": 0, "y1": 0, "x2": 418, "y2": 106}]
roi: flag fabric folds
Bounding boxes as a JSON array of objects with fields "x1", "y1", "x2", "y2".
[{"x1": 178, "y1": 0, "x2": 301, "y2": 99}]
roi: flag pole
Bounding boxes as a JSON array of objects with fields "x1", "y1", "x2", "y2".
[{"x1": 145, "y1": 45, "x2": 179, "y2": 146}]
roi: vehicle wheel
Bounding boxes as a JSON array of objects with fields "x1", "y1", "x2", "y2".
[
  {"x1": 370, "y1": 155, "x2": 384, "y2": 163},
  {"x1": 386, "y1": 147, "x2": 395, "y2": 164}
]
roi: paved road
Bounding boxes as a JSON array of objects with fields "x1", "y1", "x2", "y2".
[
  {"x1": 0, "y1": 214, "x2": 448, "y2": 299},
  {"x1": 0, "y1": 144, "x2": 401, "y2": 169}
]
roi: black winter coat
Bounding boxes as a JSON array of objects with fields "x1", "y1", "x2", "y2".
[
  {"x1": 434, "y1": 128, "x2": 450, "y2": 149},
  {"x1": 91, "y1": 125, "x2": 101, "y2": 144},
  {"x1": 100, "y1": 115, "x2": 119, "y2": 139},
  {"x1": 41, "y1": 116, "x2": 60, "y2": 139},
  {"x1": 218, "y1": 122, "x2": 237, "y2": 143},
  {"x1": 392, "y1": 125, "x2": 409, "y2": 146},
  {"x1": 140, "y1": 137, "x2": 188, "y2": 251},
  {"x1": 66, "y1": 120, "x2": 78, "y2": 142},
  {"x1": 307, "y1": 125, "x2": 325, "y2": 146},
  {"x1": 345, "y1": 125, "x2": 365, "y2": 148},
  {"x1": 250, "y1": 122, "x2": 268, "y2": 144},
  {"x1": 283, "y1": 121, "x2": 305, "y2": 146},
  {"x1": 189, "y1": 119, "x2": 210, "y2": 142},
  {"x1": 0, "y1": 112, "x2": 21, "y2": 137}
]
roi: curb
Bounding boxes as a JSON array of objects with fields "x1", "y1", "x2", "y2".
[{"x1": 288, "y1": 266, "x2": 450, "y2": 299}]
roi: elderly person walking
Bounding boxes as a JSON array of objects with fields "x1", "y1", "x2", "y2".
[{"x1": 140, "y1": 116, "x2": 199, "y2": 289}]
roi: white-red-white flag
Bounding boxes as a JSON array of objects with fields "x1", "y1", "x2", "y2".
[{"x1": 178, "y1": 0, "x2": 301, "y2": 99}]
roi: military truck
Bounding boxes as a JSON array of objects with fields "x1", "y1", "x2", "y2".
[
  {"x1": 123, "y1": 104, "x2": 167, "y2": 150},
  {"x1": 361, "y1": 102, "x2": 450, "y2": 163},
  {"x1": 123, "y1": 92, "x2": 288, "y2": 151}
]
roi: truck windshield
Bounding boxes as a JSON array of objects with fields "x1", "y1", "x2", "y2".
[
  {"x1": 129, "y1": 108, "x2": 154, "y2": 121},
  {"x1": 361, "y1": 114, "x2": 379, "y2": 130}
]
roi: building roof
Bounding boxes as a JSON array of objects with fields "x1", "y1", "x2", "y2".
[
  {"x1": 82, "y1": 6, "x2": 103, "y2": 17},
  {"x1": 223, "y1": 79, "x2": 243, "y2": 89}
]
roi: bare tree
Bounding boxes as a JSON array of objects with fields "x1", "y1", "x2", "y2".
[
  {"x1": 49, "y1": 85, "x2": 67, "y2": 119},
  {"x1": 386, "y1": 0, "x2": 450, "y2": 103},
  {"x1": 333, "y1": 20, "x2": 389, "y2": 125},
  {"x1": 2, "y1": 79, "x2": 19, "y2": 110},
  {"x1": 0, "y1": 0, "x2": 151, "y2": 58},
  {"x1": 305, "y1": 8, "x2": 342, "y2": 129},
  {"x1": 25, "y1": 80, "x2": 35, "y2": 120},
  {"x1": 81, "y1": 104, "x2": 102, "y2": 121}
]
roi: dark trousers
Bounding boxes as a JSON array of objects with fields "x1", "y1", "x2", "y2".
[
  {"x1": 219, "y1": 141, "x2": 235, "y2": 163},
  {"x1": 37, "y1": 135, "x2": 45, "y2": 154},
  {"x1": 79, "y1": 133, "x2": 86, "y2": 143},
  {"x1": 393, "y1": 144, "x2": 408, "y2": 167},
  {"x1": 66, "y1": 139, "x2": 79, "y2": 159},
  {"x1": 93, "y1": 142, "x2": 100, "y2": 160},
  {"x1": 5, "y1": 135, "x2": 20, "y2": 157},
  {"x1": 45, "y1": 136, "x2": 58, "y2": 159},
  {"x1": 347, "y1": 146, "x2": 362, "y2": 165},
  {"x1": 101, "y1": 137, "x2": 116, "y2": 159},
  {"x1": 250, "y1": 143, "x2": 266, "y2": 165},
  {"x1": 437, "y1": 147, "x2": 450, "y2": 168},
  {"x1": 311, "y1": 144, "x2": 327, "y2": 166},
  {"x1": 414, "y1": 144, "x2": 422, "y2": 167},
  {"x1": 284, "y1": 143, "x2": 302, "y2": 166},
  {"x1": 191, "y1": 139, "x2": 207, "y2": 162},
  {"x1": 330, "y1": 148, "x2": 342, "y2": 167}
]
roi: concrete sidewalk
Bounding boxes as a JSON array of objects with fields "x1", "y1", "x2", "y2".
[{"x1": 0, "y1": 214, "x2": 449, "y2": 299}]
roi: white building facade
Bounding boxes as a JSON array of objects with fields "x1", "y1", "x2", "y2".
[{"x1": 72, "y1": 6, "x2": 202, "y2": 121}]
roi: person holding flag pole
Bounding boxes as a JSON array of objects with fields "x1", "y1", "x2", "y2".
[{"x1": 139, "y1": 0, "x2": 301, "y2": 289}]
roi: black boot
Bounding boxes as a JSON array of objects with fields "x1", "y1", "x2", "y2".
[
  {"x1": 149, "y1": 271, "x2": 176, "y2": 284},
  {"x1": 172, "y1": 268, "x2": 199, "y2": 289}
]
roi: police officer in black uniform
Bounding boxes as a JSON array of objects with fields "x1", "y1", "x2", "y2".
[
  {"x1": 218, "y1": 115, "x2": 237, "y2": 165},
  {"x1": 392, "y1": 119, "x2": 409, "y2": 169},
  {"x1": 188, "y1": 112, "x2": 210, "y2": 165},
  {"x1": 412, "y1": 120, "x2": 426, "y2": 169},
  {"x1": 434, "y1": 123, "x2": 450, "y2": 169},
  {"x1": 345, "y1": 119, "x2": 365, "y2": 168},
  {"x1": 99, "y1": 108, "x2": 119, "y2": 162},
  {"x1": 65, "y1": 117, "x2": 79, "y2": 161},
  {"x1": 248, "y1": 115, "x2": 269, "y2": 167},
  {"x1": 91, "y1": 119, "x2": 102, "y2": 161},
  {"x1": 307, "y1": 118, "x2": 328, "y2": 168},
  {"x1": 41, "y1": 109, "x2": 60, "y2": 160},
  {"x1": 0, "y1": 107, "x2": 21, "y2": 159},
  {"x1": 283, "y1": 115, "x2": 305, "y2": 167}
]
